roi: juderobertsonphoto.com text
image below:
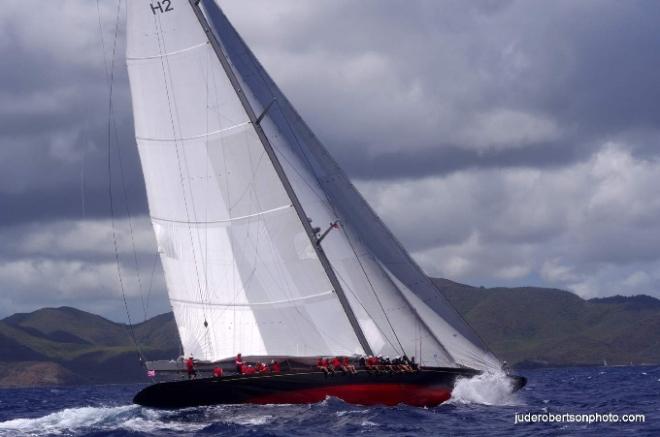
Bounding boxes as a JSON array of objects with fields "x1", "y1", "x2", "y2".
[{"x1": 514, "y1": 412, "x2": 646, "y2": 425}]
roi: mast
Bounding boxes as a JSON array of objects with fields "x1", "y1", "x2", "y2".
[{"x1": 188, "y1": 0, "x2": 373, "y2": 356}]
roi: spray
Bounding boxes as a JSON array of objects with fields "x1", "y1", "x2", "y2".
[{"x1": 449, "y1": 371, "x2": 523, "y2": 406}]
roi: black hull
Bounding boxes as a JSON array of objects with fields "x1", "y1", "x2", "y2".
[{"x1": 134, "y1": 367, "x2": 526, "y2": 409}]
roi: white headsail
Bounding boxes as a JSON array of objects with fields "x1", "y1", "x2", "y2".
[{"x1": 127, "y1": 0, "x2": 501, "y2": 372}]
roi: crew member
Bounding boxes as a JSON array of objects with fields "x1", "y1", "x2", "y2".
[
  {"x1": 212, "y1": 366, "x2": 223, "y2": 378},
  {"x1": 185, "y1": 356, "x2": 196, "y2": 379},
  {"x1": 317, "y1": 357, "x2": 330, "y2": 375},
  {"x1": 235, "y1": 353, "x2": 244, "y2": 374},
  {"x1": 332, "y1": 356, "x2": 345, "y2": 374},
  {"x1": 342, "y1": 356, "x2": 357, "y2": 374}
]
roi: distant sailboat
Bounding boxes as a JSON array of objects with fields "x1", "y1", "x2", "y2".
[{"x1": 127, "y1": 0, "x2": 525, "y2": 408}]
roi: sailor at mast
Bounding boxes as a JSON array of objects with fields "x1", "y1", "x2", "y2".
[{"x1": 235, "y1": 353, "x2": 244, "y2": 374}]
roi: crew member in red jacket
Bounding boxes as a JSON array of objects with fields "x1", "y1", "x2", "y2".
[
  {"x1": 185, "y1": 356, "x2": 196, "y2": 379},
  {"x1": 317, "y1": 357, "x2": 330, "y2": 375},
  {"x1": 332, "y1": 356, "x2": 345, "y2": 374},
  {"x1": 235, "y1": 353, "x2": 244, "y2": 374}
]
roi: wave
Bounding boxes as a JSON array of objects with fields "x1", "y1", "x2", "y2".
[
  {"x1": 448, "y1": 371, "x2": 523, "y2": 406},
  {"x1": 0, "y1": 405, "x2": 139, "y2": 436},
  {"x1": 0, "y1": 403, "x2": 285, "y2": 436}
]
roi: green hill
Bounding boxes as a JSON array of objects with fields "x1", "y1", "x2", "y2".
[
  {"x1": 1, "y1": 280, "x2": 659, "y2": 387},
  {"x1": 433, "y1": 278, "x2": 660, "y2": 367},
  {"x1": 0, "y1": 307, "x2": 180, "y2": 386}
]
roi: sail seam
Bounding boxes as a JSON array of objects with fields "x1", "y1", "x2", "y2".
[
  {"x1": 171, "y1": 290, "x2": 333, "y2": 307},
  {"x1": 151, "y1": 204, "x2": 292, "y2": 225},
  {"x1": 136, "y1": 121, "x2": 250, "y2": 143},
  {"x1": 127, "y1": 41, "x2": 208, "y2": 61}
]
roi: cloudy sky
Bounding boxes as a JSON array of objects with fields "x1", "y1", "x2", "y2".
[{"x1": 2, "y1": 0, "x2": 660, "y2": 322}]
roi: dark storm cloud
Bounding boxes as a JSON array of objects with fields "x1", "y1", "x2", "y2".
[
  {"x1": 0, "y1": 15, "x2": 146, "y2": 226},
  {"x1": 233, "y1": 0, "x2": 660, "y2": 179},
  {"x1": 335, "y1": 138, "x2": 590, "y2": 181}
]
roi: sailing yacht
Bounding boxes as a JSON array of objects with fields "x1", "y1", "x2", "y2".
[{"x1": 127, "y1": 0, "x2": 525, "y2": 408}]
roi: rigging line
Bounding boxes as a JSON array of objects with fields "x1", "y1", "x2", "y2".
[
  {"x1": 112, "y1": 100, "x2": 147, "y2": 322},
  {"x1": 155, "y1": 18, "x2": 213, "y2": 316},
  {"x1": 204, "y1": 38, "x2": 211, "y2": 330},
  {"x1": 331, "y1": 267, "x2": 401, "y2": 354},
  {"x1": 97, "y1": 0, "x2": 148, "y2": 323},
  {"x1": 205, "y1": 45, "x2": 239, "y2": 353},
  {"x1": 156, "y1": 27, "x2": 213, "y2": 356},
  {"x1": 153, "y1": 12, "x2": 211, "y2": 352},
  {"x1": 344, "y1": 231, "x2": 407, "y2": 356},
  {"x1": 335, "y1": 272, "x2": 396, "y2": 355},
  {"x1": 102, "y1": 0, "x2": 145, "y2": 364}
]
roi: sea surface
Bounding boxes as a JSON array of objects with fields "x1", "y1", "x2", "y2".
[{"x1": 0, "y1": 366, "x2": 658, "y2": 436}]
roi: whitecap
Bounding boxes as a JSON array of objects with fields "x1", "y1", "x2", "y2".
[
  {"x1": 228, "y1": 414, "x2": 273, "y2": 426},
  {"x1": 336, "y1": 410, "x2": 368, "y2": 417},
  {"x1": 0, "y1": 404, "x2": 217, "y2": 436},
  {"x1": 0, "y1": 405, "x2": 135, "y2": 436}
]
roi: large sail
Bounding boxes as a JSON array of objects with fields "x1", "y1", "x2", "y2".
[
  {"x1": 201, "y1": 0, "x2": 501, "y2": 371},
  {"x1": 126, "y1": 0, "x2": 364, "y2": 361},
  {"x1": 127, "y1": 0, "x2": 501, "y2": 371}
]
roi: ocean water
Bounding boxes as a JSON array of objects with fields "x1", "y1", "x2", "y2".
[{"x1": 0, "y1": 366, "x2": 658, "y2": 436}]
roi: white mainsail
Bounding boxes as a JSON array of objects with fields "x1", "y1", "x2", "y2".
[
  {"x1": 127, "y1": 0, "x2": 501, "y2": 372},
  {"x1": 126, "y1": 0, "x2": 363, "y2": 360}
]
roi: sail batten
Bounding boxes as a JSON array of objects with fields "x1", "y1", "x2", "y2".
[
  {"x1": 151, "y1": 204, "x2": 293, "y2": 225},
  {"x1": 136, "y1": 121, "x2": 250, "y2": 143},
  {"x1": 171, "y1": 290, "x2": 334, "y2": 308},
  {"x1": 127, "y1": 41, "x2": 209, "y2": 61}
]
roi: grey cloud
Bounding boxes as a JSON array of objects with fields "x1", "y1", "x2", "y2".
[
  {"x1": 0, "y1": 218, "x2": 168, "y2": 321},
  {"x1": 2, "y1": 0, "x2": 660, "y2": 320},
  {"x1": 223, "y1": 0, "x2": 660, "y2": 175}
]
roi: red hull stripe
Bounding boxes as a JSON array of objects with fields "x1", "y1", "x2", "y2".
[{"x1": 250, "y1": 383, "x2": 452, "y2": 407}]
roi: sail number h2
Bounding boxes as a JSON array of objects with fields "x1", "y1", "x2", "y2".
[{"x1": 150, "y1": 0, "x2": 174, "y2": 15}]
